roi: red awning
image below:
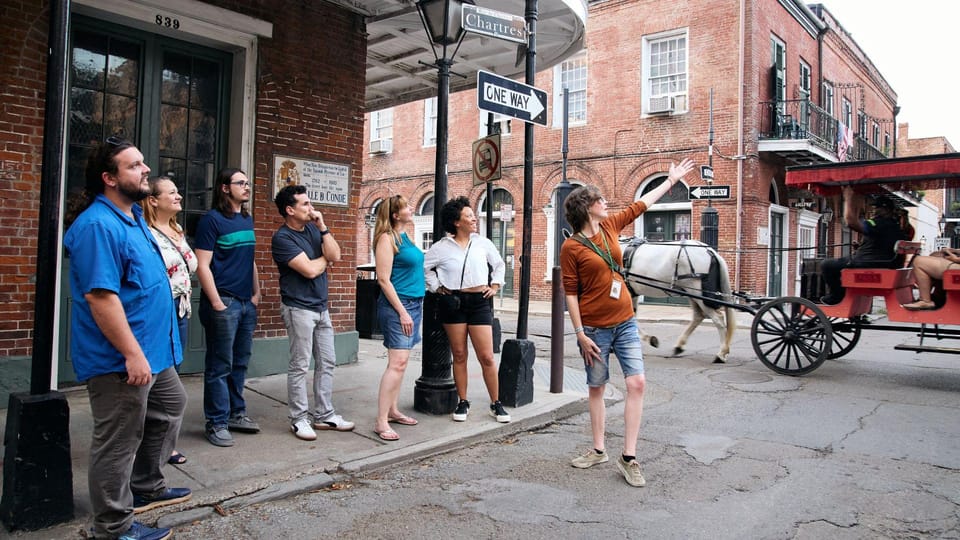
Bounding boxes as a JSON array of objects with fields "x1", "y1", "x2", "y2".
[{"x1": 785, "y1": 153, "x2": 960, "y2": 196}]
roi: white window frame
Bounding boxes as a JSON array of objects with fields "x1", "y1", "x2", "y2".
[
  {"x1": 799, "y1": 59, "x2": 811, "y2": 98},
  {"x1": 795, "y1": 210, "x2": 819, "y2": 295},
  {"x1": 479, "y1": 112, "x2": 512, "y2": 137},
  {"x1": 872, "y1": 121, "x2": 880, "y2": 147},
  {"x1": 842, "y1": 98, "x2": 852, "y2": 128},
  {"x1": 552, "y1": 51, "x2": 587, "y2": 127},
  {"x1": 370, "y1": 108, "x2": 393, "y2": 142},
  {"x1": 423, "y1": 98, "x2": 437, "y2": 147},
  {"x1": 822, "y1": 80, "x2": 834, "y2": 115},
  {"x1": 642, "y1": 28, "x2": 689, "y2": 115}
]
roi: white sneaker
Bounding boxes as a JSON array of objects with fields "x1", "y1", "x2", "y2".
[
  {"x1": 313, "y1": 414, "x2": 356, "y2": 432},
  {"x1": 291, "y1": 418, "x2": 317, "y2": 441}
]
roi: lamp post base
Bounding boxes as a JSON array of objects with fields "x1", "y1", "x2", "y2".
[{"x1": 414, "y1": 292, "x2": 459, "y2": 414}]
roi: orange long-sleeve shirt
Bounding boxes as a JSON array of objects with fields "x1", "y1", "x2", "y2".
[{"x1": 560, "y1": 200, "x2": 647, "y2": 328}]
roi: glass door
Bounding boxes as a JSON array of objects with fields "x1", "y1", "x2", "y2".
[{"x1": 61, "y1": 17, "x2": 231, "y2": 380}]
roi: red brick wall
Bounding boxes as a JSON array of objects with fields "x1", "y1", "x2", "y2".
[
  {"x1": 0, "y1": 0, "x2": 49, "y2": 357},
  {"x1": 0, "y1": 0, "x2": 366, "y2": 358}
]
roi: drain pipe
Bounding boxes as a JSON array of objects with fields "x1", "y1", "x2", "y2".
[{"x1": 735, "y1": 0, "x2": 745, "y2": 290}]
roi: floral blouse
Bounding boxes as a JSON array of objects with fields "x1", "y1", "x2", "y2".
[{"x1": 150, "y1": 227, "x2": 198, "y2": 319}]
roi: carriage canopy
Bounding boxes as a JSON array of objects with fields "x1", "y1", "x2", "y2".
[{"x1": 785, "y1": 153, "x2": 960, "y2": 197}]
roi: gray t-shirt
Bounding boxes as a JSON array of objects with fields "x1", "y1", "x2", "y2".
[{"x1": 271, "y1": 222, "x2": 328, "y2": 312}]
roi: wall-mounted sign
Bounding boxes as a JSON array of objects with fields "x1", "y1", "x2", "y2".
[{"x1": 273, "y1": 154, "x2": 351, "y2": 206}]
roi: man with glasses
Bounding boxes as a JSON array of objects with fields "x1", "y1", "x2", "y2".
[
  {"x1": 64, "y1": 138, "x2": 189, "y2": 540},
  {"x1": 195, "y1": 168, "x2": 262, "y2": 447}
]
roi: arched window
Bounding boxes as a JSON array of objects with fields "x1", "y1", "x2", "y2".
[{"x1": 640, "y1": 176, "x2": 689, "y2": 202}]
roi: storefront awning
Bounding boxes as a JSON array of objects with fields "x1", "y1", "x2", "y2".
[{"x1": 785, "y1": 153, "x2": 960, "y2": 197}]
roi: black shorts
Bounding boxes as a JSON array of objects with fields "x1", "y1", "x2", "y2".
[{"x1": 438, "y1": 291, "x2": 493, "y2": 325}]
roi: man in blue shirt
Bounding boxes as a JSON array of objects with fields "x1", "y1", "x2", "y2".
[
  {"x1": 64, "y1": 139, "x2": 189, "y2": 540},
  {"x1": 271, "y1": 185, "x2": 354, "y2": 441},
  {"x1": 195, "y1": 168, "x2": 262, "y2": 447}
]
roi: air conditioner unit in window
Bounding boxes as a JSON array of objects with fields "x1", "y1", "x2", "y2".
[
  {"x1": 369, "y1": 139, "x2": 392, "y2": 154},
  {"x1": 647, "y1": 95, "x2": 675, "y2": 115}
]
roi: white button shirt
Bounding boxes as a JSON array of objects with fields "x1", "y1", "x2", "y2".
[{"x1": 424, "y1": 233, "x2": 506, "y2": 292}]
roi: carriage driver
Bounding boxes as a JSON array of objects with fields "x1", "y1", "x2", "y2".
[
  {"x1": 820, "y1": 186, "x2": 907, "y2": 305},
  {"x1": 560, "y1": 158, "x2": 695, "y2": 487}
]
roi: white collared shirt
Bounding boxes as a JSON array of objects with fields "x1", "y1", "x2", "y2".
[{"x1": 424, "y1": 233, "x2": 506, "y2": 292}]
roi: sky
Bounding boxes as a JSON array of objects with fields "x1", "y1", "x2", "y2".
[{"x1": 819, "y1": 0, "x2": 960, "y2": 148}]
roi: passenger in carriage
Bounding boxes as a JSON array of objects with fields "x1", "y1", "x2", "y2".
[
  {"x1": 820, "y1": 187, "x2": 907, "y2": 305},
  {"x1": 901, "y1": 247, "x2": 960, "y2": 310}
]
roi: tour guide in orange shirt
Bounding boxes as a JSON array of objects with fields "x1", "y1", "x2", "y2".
[{"x1": 560, "y1": 157, "x2": 695, "y2": 488}]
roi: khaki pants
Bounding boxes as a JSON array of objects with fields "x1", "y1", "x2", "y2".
[{"x1": 87, "y1": 367, "x2": 186, "y2": 537}]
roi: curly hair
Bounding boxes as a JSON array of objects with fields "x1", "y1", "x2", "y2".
[
  {"x1": 440, "y1": 196, "x2": 471, "y2": 235},
  {"x1": 563, "y1": 185, "x2": 603, "y2": 233},
  {"x1": 274, "y1": 184, "x2": 307, "y2": 216}
]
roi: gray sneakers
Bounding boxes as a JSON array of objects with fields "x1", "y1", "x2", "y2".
[
  {"x1": 571, "y1": 449, "x2": 608, "y2": 468},
  {"x1": 205, "y1": 426, "x2": 234, "y2": 447},
  {"x1": 616, "y1": 455, "x2": 646, "y2": 487},
  {"x1": 228, "y1": 414, "x2": 261, "y2": 433}
]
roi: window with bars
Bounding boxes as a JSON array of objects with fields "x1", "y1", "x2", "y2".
[
  {"x1": 370, "y1": 108, "x2": 393, "y2": 142},
  {"x1": 644, "y1": 30, "x2": 688, "y2": 113},
  {"x1": 553, "y1": 52, "x2": 587, "y2": 125}
]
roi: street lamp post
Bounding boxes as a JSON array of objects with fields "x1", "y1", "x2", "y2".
[{"x1": 414, "y1": 0, "x2": 473, "y2": 414}]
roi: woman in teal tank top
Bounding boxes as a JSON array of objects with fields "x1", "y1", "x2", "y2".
[{"x1": 373, "y1": 195, "x2": 425, "y2": 441}]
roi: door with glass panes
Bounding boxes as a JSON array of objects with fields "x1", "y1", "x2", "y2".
[
  {"x1": 480, "y1": 189, "x2": 515, "y2": 296},
  {"x1": 61, "y1": 17, "x2": 231, "y2": 380}
]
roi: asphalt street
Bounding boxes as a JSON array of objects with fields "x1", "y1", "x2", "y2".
[{"x1": 167, "y1": 315, "x2": 960, "y2": 539}]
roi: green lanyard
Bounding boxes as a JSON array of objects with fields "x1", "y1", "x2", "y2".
[{"x1": 577, "y1": 231, "x2": 622, "y2": 274}]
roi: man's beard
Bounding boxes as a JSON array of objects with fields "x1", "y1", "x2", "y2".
[{"x1": 119, "y1": 180, "x2": 150, "y2": 202}]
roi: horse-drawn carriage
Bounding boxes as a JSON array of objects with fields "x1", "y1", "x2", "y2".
[{"x1": 623, "y1": 152, "x2": 960, "y2": 376}]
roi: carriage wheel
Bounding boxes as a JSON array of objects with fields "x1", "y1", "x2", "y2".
[
  {"x1": 750, "y1": 296, "x2": 833, "y2": 375},
  {"x1": 826, "y1": 318, "x2": 861, "y2": 359}
]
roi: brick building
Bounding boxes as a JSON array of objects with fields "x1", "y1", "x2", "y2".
[
  {"x1": 359, "y1": 0, "x2": 908, "y2": 303},
  {"x1": 0, "y1": 0, "x2": 587, "y2": 399}
]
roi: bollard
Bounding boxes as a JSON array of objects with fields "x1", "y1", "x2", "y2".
[
  {"x1": 1, "y1": 392, "x2": 73, "y2": 531},
  {"x1": 498, "y1": 339, "x2": 535, "y2": 407}
]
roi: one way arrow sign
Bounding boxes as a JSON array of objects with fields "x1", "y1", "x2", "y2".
[
  {"x1": 477, "y1": 70, "x2": 547, "y2": 126},
  {"x1": 689, "y1": 185, "x2": 731, "y2": 200}
]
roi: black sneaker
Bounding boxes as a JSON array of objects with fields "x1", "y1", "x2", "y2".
[
  {"x1": 452, "y1": 399, "x2": 470, "y2": 422},
  {"x1": 489, "y1": 401, "x2": 511, "y2": 423},
  {"x1": 132, "y1": 487, "x2": 192, "y2": 514}
]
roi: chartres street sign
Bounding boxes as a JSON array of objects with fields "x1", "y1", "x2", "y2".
[
  {"x1": 477, "y1": 70, "x2": 547, "y2": 126},
  {"x1": 689, "y1": 185, "x2": 731, "y2": 200},
  {"x1": 462, "y1": 5, "x2": 527, "y2": 44}
]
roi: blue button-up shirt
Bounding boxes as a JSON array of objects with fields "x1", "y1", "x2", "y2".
[{"x1": 64, "y1": 194, "x2": 179, "y2": 381}]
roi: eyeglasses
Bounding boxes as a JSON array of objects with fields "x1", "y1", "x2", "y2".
[
  {"x1": 230, "y1": 180, "x2": 252, "y2": 188},
  {"x1": 105, "y1": 136, "x2": 128, "y2": 147}
]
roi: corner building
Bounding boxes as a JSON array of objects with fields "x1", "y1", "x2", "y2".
[
  {"x1": 359, "y1": 0, "x2": 904, "y2": 304},
  {"x1": 0, "y1": 0, "x2": 587, "y2": 400}
]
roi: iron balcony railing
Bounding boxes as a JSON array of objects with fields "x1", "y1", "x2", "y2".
[{"x1": 759, "y1": 99, "x2": 887, "y2": 162}]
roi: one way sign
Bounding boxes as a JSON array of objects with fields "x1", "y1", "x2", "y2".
[
  {"x1": 689, "y1": 185, "x2": 731, "y2": 200},
  {"x1": 477, "y1": 70, "x2": 547, "y2": 126}
]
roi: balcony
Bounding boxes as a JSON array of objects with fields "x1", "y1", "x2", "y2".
[{"x1": 758, "y1": 99, "x2": 887, "y2": 166}]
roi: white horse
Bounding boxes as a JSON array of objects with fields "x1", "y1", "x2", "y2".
[{"x1": 620, "y1": 238, "x2": 736, "y2": 363}]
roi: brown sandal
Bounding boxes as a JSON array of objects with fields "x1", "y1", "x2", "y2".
[{"x1": 902, "y1": 300, "x2": 936, "y2": 311}]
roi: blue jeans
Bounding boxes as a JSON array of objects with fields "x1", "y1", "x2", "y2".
[
  {"x1": 579, "y1": 318, "x2": 645, "y2": 386},
  {"x1": 200, "y1": 295, "x2": 257, "y2": 429},
  {"x1": 175, "y1": 313, "x2": 188, "y2": 372}
]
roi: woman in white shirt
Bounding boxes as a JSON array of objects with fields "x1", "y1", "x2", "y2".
[{"x1": 424, "y1": 196, "x2": 510, "y2": 424}]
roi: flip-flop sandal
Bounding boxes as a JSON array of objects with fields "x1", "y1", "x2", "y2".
[
  {"x1": 903, "y1": 301, "x2": 936, "y2": 311},
  {"x1": 388, "y1": 415, "x2": 419, "y2": 426},
  {"x1": 167, "y1": 451, "x2": 187, "y2": 465},
  {"x1": 374, "y1": 428, "x2": 399, "y2": 441}
]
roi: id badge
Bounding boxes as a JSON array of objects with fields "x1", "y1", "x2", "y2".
[{"x1": 610, "y1": 278, "x2": 622, "y2": 299}]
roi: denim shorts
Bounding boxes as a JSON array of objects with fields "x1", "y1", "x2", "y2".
[
  {"x1": 578, "y1": 318, "x2": 645, "y2": 386},
  {"x1": 377, "y1": 294, "x2": 423, "y2": 349}
]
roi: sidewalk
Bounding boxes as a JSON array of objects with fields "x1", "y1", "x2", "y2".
[
  {"x1": 3, "y1": 300, "x2": 738, "y2": 538},
  {"x1": 2, "y1": 333, "x2": 597, "y2": 539}
]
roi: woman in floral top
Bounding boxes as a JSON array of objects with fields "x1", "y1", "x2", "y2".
[{"x1": 143, "y1": 175, "x2": 197, "y2": 465}]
